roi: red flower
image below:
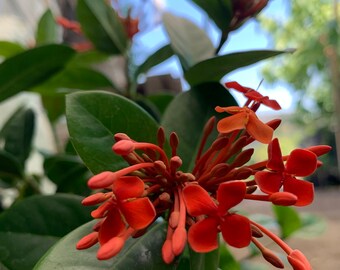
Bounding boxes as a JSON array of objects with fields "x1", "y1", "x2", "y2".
[
  {"x1": 225, "y1": 81, "x2": 281, "y2": 110},
  {"x1": 255, "y1": 138, "x2": 317, "y2": 206},
  {"x1": 287, "y1": 249, "x2": 312, "y2": 270},
  {"x1": 182, "y1": 181, "x2": 251, "y2": 252},
  {"x1": 215, "y1": 106, "x2": 273, "y2": 144}
]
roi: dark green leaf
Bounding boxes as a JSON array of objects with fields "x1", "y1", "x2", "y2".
[
  {"x1": 185, "y1": 50, "x2": 288, "y2": 86},
  {"x1": 44, "y1": 154, "x2": 91, "y2": 196},
  {"x1": 77, "y1": 0, "x2": 128, "y2": 54},
  {"x1": 147, "y1": 93, "x2": 174, "y2": 116},
  {"x1": 0, "y1": 150, "x2": 23, "y2": 186},
  {"x1": 0, "y1": 194, "x2": 93, "y2": 270},
  {"x1": 272, "y1": 205, "x2": 302, "y2": 238},
  {"x1": 0, "y1": 44, "x2": 75, "y2": 102},
  {"x1": 68, "y1": 50, "x2": 109, "y2": 67},
  {"x1": 0, "y1": 41, "x2": 25, "y2": 58},
  {"x1": 161, "y1": 82, "x2": 237, "y2": 171},
  {"x1": 189, "y1": 247, "x2": 219, "y2": 270},
  {"x1": 40, "y1": 94, "x2": 66, "y2": 123},
  {"x1": 66, "y1": 91, "x2": 159, "y2": 174},
  {"x1": 219, "y1": 244, "x2": 240, "y2": 270},
  {"x1": 192, "y1": 0, "x2": 233, "y2": 33},
  {"x1": 34, "y1": 221, "x2": 175, "y2": 270},
  {"x1": 135, "y1": 45, "x2": 174, "y2": 79},
  {"x1": 163, "y1": 12, "x2": 215, "y2": 69},
  {"x1": 0, "y1": 107, "x2": 35, "y2": 167},
  {"x1": 36, "y1": 9, "x2": 59, "y2": 45}
]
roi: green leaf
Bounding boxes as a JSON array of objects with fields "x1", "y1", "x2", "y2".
[
  {"x1": 0, "y1": 41, "x2": 25, "y2": 58},
  {"x1": 161, "y1": 82, "x2": 237, "y2": 171},
  {"x1": 192, "y1": 0, "x2": 233, "y2": 33},
  {"x1": 272, "y1": 205, "x2": 302, "y2": 238},
  {"x1": 44, "y1": 154, "x2": 91, "y2": 196},
  {"x1": 36, "y1": 9, "x2": 59, "y2": 45},
  {"x1": 0, "y1": 194, "x2": 93, "y2": 270},
  {"x1": 185, "y1": 50, "x2": 288, "y2": 86},
  {"x1": 34, "y1": 221, "x2": 175, "y2": 270},
  {"x1": 294, "y1": 212, "x2": 326, "y2": 238},
  {"x1": 40, "y1": 93, "x2": 66, "y2": 123},
  {"x1": 147, "y1": 93, "x2": 175, "y2": 116},
  {"x1": 0, "y1": 44, "x2": 75, "y2": 102},
  {"x1": 189, "y1": 247, "x2": 219, "y2": 270},
  {"x1": 135, "y1": 45, "x2": 174, "y2": 79},
  {"x1": 0, "y1": 150, "x2": 23, "y2": 187},
  {"x1": 219, "y1": 244, "x2": 240, "y2": 270},
  {"x1": 66, "y1": 91, "x2": 159, "y2": 174},
  {"x1": 163, "y1": 12, "x2": 215, "y2": 70},
  {"x1": 77, "y1": 0, "x2": 128, "y2": 55},
  {"x1": 0, "y1": 107, "x2": 35, "y2": 167}
]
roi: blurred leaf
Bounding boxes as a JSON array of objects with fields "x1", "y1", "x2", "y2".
[
  {"x1": 161, "y1": 82, "x2": 237, "y2": 171},
  {"x1": 36, "y1": 9, "x2": 59, "y2": 45},
  {"x1": 135, "y1": 45, "x2": 174, "y2": 79},
  {"x1": 219, "y1": 244, "x2": 240, "y2": 270},
  {"x1": 0, "y1": 194, "x2": 93, "y2": 270},
  {"x1": 44, "y1": 154, "x2": 91, "y2": 196},
  {"x1": 0, "y1": 150, "x2": 23, "y2": 187},
  {"x1": 32, "y1": 66, "x2": 114, "y2": 94},
  {"x1": 192, "y1": 0, "x2": 233, "y2": 33},
  {"x1": 189, "y1": 247, "x2": 219, "y2": 270},
  {"x1": 0, "y1": 44, "x2": 75, "y2": 102},
  {"x1": 40, "y1": 94, "x2": 66, "y2": 123},
  {"x1": 66, "y1": 91, "x2": 159, "y2": 174},
  {"x1": 185, "y1": 50, "x2": 288, "y2": 86},
  {"x1": 0, "y1": 41, "x2": 25, "y2": 58},
  {"x1": 295, "y1": 212, "x2": 326, "y2": 238},
  {"x1": 272, "y1": 205, "x2": 302, "y2": 238},
  {"x1": 68, "y1": 50, "x2": 109, "y2": 67},
  {"x1": 0, "y1": 107, "x2": 35, "y2": 167},
  {"x1": 77, "y1": 0, "x2": 128, "y2": 55},
  {"x1": 34, "y1": 221, "x2": 175, "y2": 270},
  {"x1": 147, "y1": 93, "x2": 175, "y2": 116},
  {"x1": 163, "y1": 12, "x2": 215, "y2": 70}
]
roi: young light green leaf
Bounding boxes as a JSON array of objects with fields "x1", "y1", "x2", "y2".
[
  {"x1": 272, "y1": 205, "x2": 302, "y2": 238},
  {"x1": 0, "y1": 44, "x2": 75, "y2": 102},
  {"x1": 36, "y1": 9, "x2": 59, "y2": 45},
  {"x1": 0, "y1": 41, "x2": 25, "y2": 58},
  {"x1": 66, "y1": 91, "x2": 159, "y2": 174},
  {"x1": 161, "y1": 82, "x2": 237, "y2": 171},
  {"x1": 163, "y1": 12, "x2": 215, "y2": 70},
  {"x1": 34, "y1": 221, "x2": 175, "y2": 270},
  {"x1": 185, "y1": 50, "x2": 289, "y2": 86},
  {"x1": 77, "y1": 0, "x2": 128, "y2": 55},
  {"x1": 0, "y1": 194, "x2": 94, "y2": 270}
]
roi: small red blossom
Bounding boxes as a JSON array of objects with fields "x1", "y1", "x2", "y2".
[
  {"x1": 255, "y1": 138, "x2": 317, "y2": 206},
  {"x1": 183, "y1": 181, "x2": 251, "y2": 252},
  {"x1": 287, "y1": 249, "x2": 312, "y2": 270},
  {"x1": 215, "y1": 106, "x2": 273, "y2": 144},
  {"x1": 225, "y1": 81, "x2": 281, "y2": 110}
]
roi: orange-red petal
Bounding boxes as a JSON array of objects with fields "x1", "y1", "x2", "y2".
[
  {"x1": 220, "y1": 214, "x2": 251, "y2": 248},
  {"x1": 97, "y1": 236, "x2": 125, "y2": 260},
  {"x1": 217, "y1": 181, "x2": 246, "y2": 214},
  {"x1": 283, "y1": 176, "x2": 314, "y2": 206},
  {"x1": 187, "y1": 217, "x2": 219, "y2": 253},
  {"x1": 247, "y1": 112, "x2": 273, "y2": 144},
  {"x1": 120, "y1": 197, "x2": 156, "y2": 230},
  {"x1": 113, "y1": 176, "x2": 145, "y2": 200},
  {"x1": 216, "y1": 112, "x2": 247, "y2": 134},
  {"x1": 255, "y1": 171, "x2": 282, "y2": 194},
  {"x1": 285, "y1": 149, "x2": 317, "y2": 177},
  {"x1": 267, "y1": 138, "x2": 284, "y2": 171},
  {"x1": 182, "y1": 185, "x2": 217, "y2": 216},
  {"x1": 98, "y1": 208, "x2": 126, "y2": 245}
]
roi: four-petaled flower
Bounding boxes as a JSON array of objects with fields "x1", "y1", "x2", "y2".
[
  {"x1": 255, "y1": 138, "x2": 317, "y2": 206},
  {"x1": 182, "y1": 181, "x2": 251, "y2": 252}
]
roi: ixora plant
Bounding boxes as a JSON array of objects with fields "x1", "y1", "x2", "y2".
[{"x1": 0, "y1": 0, "x2": 331, "y2": 269}]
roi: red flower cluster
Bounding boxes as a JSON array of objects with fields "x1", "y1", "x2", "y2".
[{"x1": 77, "y1": 82, "x2": 330, "y2": 269}]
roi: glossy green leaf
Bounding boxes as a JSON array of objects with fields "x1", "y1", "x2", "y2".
[
  {"x1": 36, "y1": 9, "x2": 59, "y2": 45},
  {"x1": 163, "y1": 12, "x2": 215, "y2": 69},
  {"x1": 185, "y1": 50, "x2": 288, "y2": 86},
  {"x1": 0, "y1": 107, "x2": 35, "y2": 167},
  {"x1": 0, "y1": 194, "x2": 93, "y2": 270},
  {"x1": 66, "y1": 91, "x2": 159, "y2": 174},
  {"x1": 0, "y1": 41, "x2": 25, "y2": 58},
  {"x1": 272, "y1": 205, "x2": 302, "y2": 238},
  {"x1": 192, "y1": 0, "x2": 232, "y2": 33},
  {"x1": 0, "y1": 150, "x2": 23, "y2": 187},
  {"x1": 44, "y1": 154, "x2": 91, "y2": 196},
  {"x1": 77, "y1": 0, "x2": 128, "y2": 55},
  {"x1": 189, "y1": 247, "x2": 219, "y2": 270},
  {"x1": 135, "y1": 45, "x2": 174, "y2": 79},
  {"x1": 161, "y1": 82, "x2": 237, "y2": 171},
  {"x1": 0, "y1": 44, "x2": 75, "y2": 102},
  {"x1": 34, "y1": 221, "x2": 175, "y2": 270}
]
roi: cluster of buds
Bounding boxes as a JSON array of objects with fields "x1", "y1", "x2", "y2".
[{"x1": 76, "y1": 81, "x2": 330, "y2": 269}]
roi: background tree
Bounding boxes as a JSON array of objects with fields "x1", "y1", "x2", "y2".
[{"x1": 259, "y1": 0, "x2": 340, "y2": 183}]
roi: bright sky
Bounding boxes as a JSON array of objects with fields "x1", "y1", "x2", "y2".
[{"x1": 135, "y1": 0, "x2": 294, "y2": 112}]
